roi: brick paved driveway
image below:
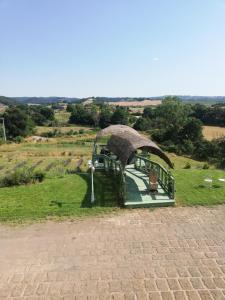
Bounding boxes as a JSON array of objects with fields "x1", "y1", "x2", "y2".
[{"x1": 0, "y1": 205, "x2": 225, "y2": 299}]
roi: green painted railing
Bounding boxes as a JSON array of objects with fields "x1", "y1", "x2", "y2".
[
  {"x1": 92, "y1": 149, "x2": 175, "y2": 202},
  {"x1": 92, "y1": 153, "x2": 126, "y2": 203},
  {"x1": 134, "y1": 155, "x2": 175, "y2": 199}
]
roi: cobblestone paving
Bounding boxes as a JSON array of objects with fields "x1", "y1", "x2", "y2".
[{"x1": 1, "y1": 205, "x2": 225, "y2": 299}]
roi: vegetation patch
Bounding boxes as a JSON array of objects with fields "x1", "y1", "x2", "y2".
[
  {"x1": 0, "y1": 167, "x2": 45, "y2": 188},
  {"x1": 0, "y1": 173, "x2": 119, "y2": 223}
]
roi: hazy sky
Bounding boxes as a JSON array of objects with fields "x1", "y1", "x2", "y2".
[{"x1": 1, "y1": 0, "x2": 225, "y2": 97}]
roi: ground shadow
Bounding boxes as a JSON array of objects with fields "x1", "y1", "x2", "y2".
[{"x1": 78, "y1": 171, "x2": 121, "y2": 208}]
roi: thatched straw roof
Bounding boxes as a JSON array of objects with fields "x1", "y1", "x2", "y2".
[
  {"x1": 96, "y1": 125, "x2": 140, "y2": 141},
  {"x1": 96, "y1": 125, "x2": 173, "y2": 168},
  {"x1": 107, "y1": 132, "x2": 173, "y2": 168}
]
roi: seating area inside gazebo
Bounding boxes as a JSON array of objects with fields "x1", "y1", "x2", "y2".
[{"x1": 92, "y1": 125, "x2": 175, "y2": 207}]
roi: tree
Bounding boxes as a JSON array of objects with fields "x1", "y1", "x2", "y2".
[
  {"x1": 111, "y1": 107, "x2": 129, "y2": 125},
  {"x1": 143, "y1": 107, "x2": 155, "y2": 119},
  {"x1": 133, "y1": 117, "x2": 152, "y2": 131},
  {"x1": 4, "y1": 106, "x2": 35, "y2": 139},
  {"x1": 153, "y1": 97, "x2": 192, "y2": 134},
  {"x1": 66, "y1": 104, "x2": 75, "y2": 112},
  {"x1": 99, "y1": 105, "x2": 112, "y2": 128},
  {"x1": 191, "y1": 103, "x2": 225, "y2": 127},
  {"x1": 28, "y1": 106, "x2": 55, "y2": 125},
  {"x1": 69, "y1": 104, "x2": 99, "y2": 126},
  {"x1": 180, "y1": 118, "x2": 203, "y2": 142}
]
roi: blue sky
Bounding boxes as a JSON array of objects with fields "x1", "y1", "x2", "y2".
[{"x1": 0, "y1": 0, "x2": 225, "y2": 97}]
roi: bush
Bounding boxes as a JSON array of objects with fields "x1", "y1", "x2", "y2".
[
  {"x1": 14, "y1": 136, "x2": 24, "y2": 143},
  {"x1": 133, "y1": 117, "x2": 152, "y2": 131},
  {"x1": 33, "y1": 171, "x2": 45, "y2": 182},
  {"x1": 202, "y1": 163, "x2": 210, "y2": 170},
  {"x1": 0, "y1": 168, "x2": 45, "y2": 187},
  {"x1": 193, "y1": 140, "x2": 219, "y2": 161},
  {"x1": 79, "y1": 129, "x2": 85, "y2": 134},
  {"x1": 218, "y1": 158, "x2": 225, "y2": 169},
  {"x1": 66, "y1": 129, "x2": 74, "y2": 136},
  {"x1": 183, "y1": 162, "x2": 191, "y2": 169},
  {"x1": 41, "y1": 129, "x2": 62, "y2": 138}
]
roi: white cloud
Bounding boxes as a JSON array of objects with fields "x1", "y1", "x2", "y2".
[{"x1": 153, "y1": 57, "x2": 159, "y2": 61}]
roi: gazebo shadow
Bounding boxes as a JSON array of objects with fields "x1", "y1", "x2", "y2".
[{"x1": 78, "y1": 171, "x2": 121, "y2": 208}]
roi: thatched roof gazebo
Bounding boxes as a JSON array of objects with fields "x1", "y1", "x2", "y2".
[
  {"x1": 96, "y1": 124, "x2": 140, "y2": 141},
  {"x1": 107, "y1": 132, "x2": 173, "y2": 168},
  {"x1": 95, "y1": 125, "x2": 173, "y2": 168},
  {"x1": 92, "y1": 125, "x2": 175, "y2": 207}
]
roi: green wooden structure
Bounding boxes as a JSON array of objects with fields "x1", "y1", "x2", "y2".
[{"x1": 92, "y1": 125, "x2": 175, "y2": 207}]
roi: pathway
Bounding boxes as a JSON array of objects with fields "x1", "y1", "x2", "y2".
[{"x1": 0, "y1": 205, "x2": 225, "y2": 299}]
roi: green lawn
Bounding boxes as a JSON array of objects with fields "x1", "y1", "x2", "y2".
[
  {"x1": 0, "y1": 136, "x2": 225, "y2": 223},
  {"x1": 151, "y1": 153, "x2": 225, "y2": 206},
  {"x1": 0, "y1": 172, "x2": 119, "y2": 223},
  {"x1": 174, "y1": 169, "x2": 225, "y2": 206}
]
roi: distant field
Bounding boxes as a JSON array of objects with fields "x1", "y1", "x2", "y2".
[
  {"x1": 36, "y1": 125, "x2": 92, "y2": 134},
  {"x1": 108, "y1": 100, "x2": 162, "y2": 107},
  {"x1": 55, "y1": 111, "x2": 70, "y2": 124},
  {"x1": 203, "y1": 126, "x2": 225, "y2": 141},
  {"x1": 0, "y1": 105, "x2": 6, "y2": 113},
  {"x1": 0, "y1": 130, "x2": 96, "y2": 179}
]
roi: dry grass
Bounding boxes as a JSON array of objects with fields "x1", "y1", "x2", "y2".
[
  {"x1": 0, "y1": 105, "x2": 7, "y2": 113},
  {"x1": 203, "y1": 126, "x2": 225, "y2": 141},
  {"x1": 36, "y1": 126, "x2": 92, "y2": 134},
  {"x1": 0, "y1": 130, "x2": 95, "y2": 177},
  {"x1": 55, "y1": 111, "x2": 70, "y2": 122},
  {"x1": 108, "y1": 100, "x2": 162, "y2": 107}
]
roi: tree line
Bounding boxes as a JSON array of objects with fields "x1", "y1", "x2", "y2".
[
  {"x1": 133, "y1": 97, "x2": 225, "y2": 167},
  {"x1": 1, "y1": 98, "x2": 225, "y2": 168},
  {"x1": 67, "y1": 103, "x2": 135, "y2": 128},
  {"x1": 1, "y1": 105, "x2": 55, "y2": 140}
]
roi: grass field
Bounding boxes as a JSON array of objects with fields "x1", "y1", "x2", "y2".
[
  {"x1": 203, "y1": 125, "x2": 225, "y2": 141},
  {"x1": 0, "y1": 129, "x2": 225, "y2": 223},
  {"x1": 55, "y1": 111, "x2": 70, "y2": 124},
  {"x1": 149, "y1": 153, "x2": 225, "y2": 206},
  {"x1": 0, "y1": 173, "x2": 119, "y2": 223}
]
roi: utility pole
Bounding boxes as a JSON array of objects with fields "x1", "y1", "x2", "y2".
[{"x1": 0, "y1": 118, "x2": 6, "y2": 142}]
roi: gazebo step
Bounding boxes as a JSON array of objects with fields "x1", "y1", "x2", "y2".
[{"x1": 124, "y1": 199, "x2": 175, "y2": 208}]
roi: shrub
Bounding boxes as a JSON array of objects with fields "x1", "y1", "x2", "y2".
[
  {"x1": 45, "y1": 162, "x2": 56, "y2": 172},
  {"x1": 79, "y1": 129, "x2": 85, "y2": 134},
  {"x1": 133, "y1": 117, "x2": 152, "y2": 131},
  {"x1": 161, "y1": 143, "x2": 179, "y2": 154},
  {"x1": 218, "y1": 158, "x2": 225, "y2": 169},
  {"x1": 202, "y1": 163, "x2": 210, "y2": 170},
  {"x1": 66, "y1": 129, "x2": 74, "y2": 136},
  {"x1": 0, "y1": 168, "x2": 45, "y2": 187},
  {"x1": 41, "y1": 129, "x2": 62, "y2": 138},
  {"x1": 33, "y1": 171, "x2": 45, "y2": 182},
  {"x1": 183, "y1": 162, "x2": 191, "y2": 169},
  {"x1": 14, "y1": 136, "x2": 24, "y2": 143}
]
